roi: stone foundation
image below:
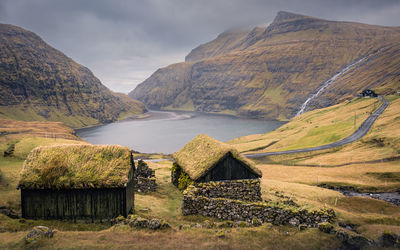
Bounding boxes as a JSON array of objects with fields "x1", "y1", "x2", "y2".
[
  {"x1": 190, "y1": 179, "x2": 262, "y2": 202},
  {"x1": 182, "y1": 180, "x2": 335, "y2": 227}
]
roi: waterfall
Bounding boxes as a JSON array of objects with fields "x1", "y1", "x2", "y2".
[{"x1": 295, "y1": 48, "x2": 385, "y2": 116}]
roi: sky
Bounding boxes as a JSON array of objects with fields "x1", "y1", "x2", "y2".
[{"x1": 1, "y1": 0, "x2": 399, "y2": 93}]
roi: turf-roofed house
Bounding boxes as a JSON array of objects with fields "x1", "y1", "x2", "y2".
[
  {"x1": 18, "y1": 144, "x2": 135, "y2": 221},
  {"x1": 171, "y1": 134, "x2": 262, "y2": 190}
]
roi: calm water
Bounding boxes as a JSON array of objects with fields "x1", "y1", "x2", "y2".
[{"x1": 76, "y1": 111, "x2": 285, "y2": 154}]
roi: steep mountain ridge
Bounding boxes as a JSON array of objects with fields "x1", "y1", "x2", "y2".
[
  {"x1": 0, "y1": 23, "x2": 146, "y2": 128},
  {"x1": 130, "y1": 11, "x2": 400, "y2": 120}
]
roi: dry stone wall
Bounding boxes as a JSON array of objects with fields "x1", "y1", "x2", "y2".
[
  {"x1": 135, "y1": 160, "x2": 156, "y2": 192},
  {"x1": 182, "y1": 180, "x2": 335, "y2": 227},
  {"x1": 190, "y1": 179, "x2": 262, "y2": 202}
]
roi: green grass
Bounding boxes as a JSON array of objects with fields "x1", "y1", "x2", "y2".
[
  {"x1": 365, "y1": 172, "x2": 400, "y2": 182},
  {"x1": 0, "y1": 214, "x2": 110, "y2": 232},
  {"x1": 20, "y1": 144, "x2": 132, "y2": 189},
  {"x1": 13, "y1": 137, "x2": 86, "y2": 159},
  {"x1": 0, "y1": 157, "x2": 23, "y2": 209},
  {"x1": 134, "y1": 173, "x2": 183, "y2": 225},
  {"x1": 162, "y1": 99, "x2": 195, "y2": 112},
  {"x1": 0, "y1": 105, "x2": 100, "y2": 129}
]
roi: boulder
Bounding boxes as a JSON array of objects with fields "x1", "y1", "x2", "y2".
[
  {"x1": 25, "y1": 226, "x2": 53, "y2": 244},
  {"x1": 378, "y1": 231, "x2": 398, "y2": 247},
  {"x1": 335, "y1": 230, "x2": 349, "y2": 241},
  {"x1": 318, "y1": 222, "x2": 333, "y2": 233},
  {"x1": 251, "y1": 218, "x2": 262, "y2": 227},
  {"x1": 3, "y1": 144, "x2": 14, "y2": 157},
  {"x1": 0, "y1": 206, "x2": 19, "y2": 219},
  {"x1": 148, "y1": 219, "x2": 162, "y2": 230},
  {"x1": 342, "y1": 236, "x2": 375, "y2": 250}
]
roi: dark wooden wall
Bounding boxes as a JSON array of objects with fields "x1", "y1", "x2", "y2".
[
  {"x1": 197, "y1": 152, "x2": 260, "y2": 182},
  {"x1": 21, "y1": 178, "x2": 135, "y2": 221},
  {"x1": 125, "y1": 173, "x2": 135, "y2": 214}
]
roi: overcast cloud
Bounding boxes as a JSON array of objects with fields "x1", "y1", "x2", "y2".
[{"x1": 0, "y1": 0, "x2": 399, "y2": 93}]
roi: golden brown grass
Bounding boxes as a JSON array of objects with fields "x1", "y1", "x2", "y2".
[
  {"x1": 0, "y1": 119, "x2": 77, "y2": 138},
  {"x1": 259, "y1": 161, "x2": 400, "y2": 192},
  {"x1": 227, "y1": 96, "x2": 400, "y2": 239},
  {"x1": 0, "y1": 157, "x2": 23, "y2": 209},
  {"x1": 12, "y1": 137, "x2": 86, "y2": 159},
  {"x1": 0, "y1": 224, "x2": 340, "y2": 250},
  {"x1": 19, "y1": 144, "x2": 132, "y2": 189},
  {"x1": 0, "y1": 119, "x2": 84, "y2": 159},
  {"x1": 0, "y1": 155, "x2": 398, "y2": 248},
  {"x1": 132, "y1": 14, "x2": 400, "y2": 121},
  {"x1": 258, "y1": 163, "x2": 400, "y2": 239},
  {"x1": 1, "y1": 96, "x2": 400, "y2": 248},
  {"x1": 245, "y1": 96, "x2": 400, "y2": 168},
  {"x1": 229, "y1": 98, "x2": 380, "y2": 153}
]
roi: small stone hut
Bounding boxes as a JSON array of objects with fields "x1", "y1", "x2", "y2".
[
  {"x1": 360, "y1": 89, "x2": 377, "y2": 97},
  {"x1": 172, "y1": 134, "x2": 262, "y2": 189},
  {"x1": 18, "y1": 144, "x2": 135, "y2": 221}
]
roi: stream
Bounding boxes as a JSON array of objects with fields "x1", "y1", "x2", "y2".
[
  {"x1": 296, "y1": 47, "x2": 386, "y2": 116},
  {"x1": 319, "y1": 184, "x2": 400, "y2": 206}
]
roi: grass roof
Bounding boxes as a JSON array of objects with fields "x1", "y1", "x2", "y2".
[
  {"x1": 19, "y1": 144, "x2": 133, "y2": 189},
  {"x1": 173, "y1": 134, "x2": 261, "y2": 180}
]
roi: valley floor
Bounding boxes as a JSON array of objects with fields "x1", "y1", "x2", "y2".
[{"x1": 0, "y1": 96, "x2": 399, "y2": 249}]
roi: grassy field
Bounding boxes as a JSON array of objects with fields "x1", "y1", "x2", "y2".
[
  {"x1": 0, "y1": 157, "x2": 342, "y2": 249},
  {"x1": 229, "y1": 96, "x2": 400, "y2": 166},
  {"x1": 228, "y1": 97, "x2": 382, "y2": 153},
  {"x1": 1, "y1": 155, "x2": 399, "y2": 248},
  {"x1": 229, "y1": 95, "x2": 400, "y2": 241},
  {"x1": 0, "y1": 96, "x2": 399, "y2": 248}
]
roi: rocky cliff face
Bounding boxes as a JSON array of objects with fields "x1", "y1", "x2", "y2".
[
  {"x1": 130, "y1": 11, "x2": 400, "y2": 120},
  {"x1": 0, "y1": 23, "x2": 146, "y2": 128}
]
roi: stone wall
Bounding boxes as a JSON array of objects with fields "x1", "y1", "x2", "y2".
[
  {"x1": 182, "y1": 180, "x2": 335, "y2": 227},
  {"x1": 135, "y1": 160, "x2": 156, "y2": 192},
  {"x1": 136, "y1": 177, "x2": 156, "y2": 192},
  {"x1": 190, "y1": 179, "x2": 262, "y2": 202},
  {"x1": 171, "y1": 163, "x2": 182, "y2": 187}
]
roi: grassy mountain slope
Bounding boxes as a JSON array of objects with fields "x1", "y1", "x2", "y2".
[
  {"x1": 130, "y1": 11, "x2": 400, "y2": 120},
  {"x1": 229, "y1": 95, "x2": 400, "y2": 165},
  {"x1": 0, "y1": 23, "x2": 146, "y2": 128}
]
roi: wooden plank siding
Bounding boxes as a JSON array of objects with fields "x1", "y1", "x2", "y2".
[
  {"x1": 21, "y1": 177, "x2": 135, "y2": 221},
  {"x1": 197, "y1": 152, "x2": 260, "y2": 182}
]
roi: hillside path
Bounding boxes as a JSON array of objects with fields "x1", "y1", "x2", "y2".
[{"x1": 244, "y1": 96, "x2": 389, "y2": 158}]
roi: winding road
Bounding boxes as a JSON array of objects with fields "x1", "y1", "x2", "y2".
[{"x1": 245, "y1": 96, "x2": 389, "y2": 158}]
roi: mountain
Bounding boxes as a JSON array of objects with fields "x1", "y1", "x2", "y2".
[
  {"x1": 0, "y1": 23, "x2": 146, "y2": 128},
  {"x1": 129, "y1": 11, "x2": 400, "y2": 120}
]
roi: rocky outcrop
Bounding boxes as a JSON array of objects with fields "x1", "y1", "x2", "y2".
[
  {"x1": 113, "y1": 214, "x2": 170, "y2": 230},
  {"x1": 130, "y1": 11, "x2": 400, "y2": 120},
  {"x1": 318, "y1": 223, "x2": 400, "y2": 249},
  {"x1": 0, "y1": 23, "x2": 146, "y2": 128}
]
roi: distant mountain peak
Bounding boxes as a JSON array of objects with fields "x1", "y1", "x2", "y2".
[{"x1": 273, "y1": 11, "x2": 313, "y2": 23}]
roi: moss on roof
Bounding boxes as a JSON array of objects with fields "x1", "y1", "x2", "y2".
[
  {"x1": 19, "y1": 144, "x2": 133, "y2": 189},
  {"x1": 173, "y1": 134, "x2": 261, "y2": 180}
]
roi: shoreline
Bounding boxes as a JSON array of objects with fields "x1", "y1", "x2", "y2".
[
  {"x1": 76, "y1": 110, "x2": 286, "y2": 133},
  {"x1": 160, "y1": 108, "x2": 288, "y2": 122}
]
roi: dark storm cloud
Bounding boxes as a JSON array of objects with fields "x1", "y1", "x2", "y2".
[{"x1": 0, "y1": 0, "x2": 399, "y2": 92}]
